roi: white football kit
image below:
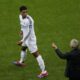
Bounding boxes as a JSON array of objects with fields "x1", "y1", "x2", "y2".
[{"x1": 19, "y1": 15, "x2": 38, "y2": 53}]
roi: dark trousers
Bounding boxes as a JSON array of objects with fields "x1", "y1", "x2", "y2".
[{"x1": 69, "y1": 77, "x2": 80, "y2": 80}]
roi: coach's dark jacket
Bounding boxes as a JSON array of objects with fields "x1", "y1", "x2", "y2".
[{"x1": 55, "y1": 48, "x2": 80, "y2": 78}]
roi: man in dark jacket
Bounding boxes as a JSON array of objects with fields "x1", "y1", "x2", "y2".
[{"x1": 52, "y1": 39, "x2": 80, "y2": 80}]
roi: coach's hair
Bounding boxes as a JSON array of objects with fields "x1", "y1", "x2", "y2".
[
  {"x1": 70, "y1": 39, "x2": 79, "y2": 48},
  {"x1": 19, "y1": 5, "x2": 27, "y2": 12}
]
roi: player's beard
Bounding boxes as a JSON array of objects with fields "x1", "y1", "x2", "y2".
[{"x1": 22, "y1": 15, "x2": 27, "y2": 19}]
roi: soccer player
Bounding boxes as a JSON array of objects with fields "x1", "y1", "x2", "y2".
[{"x1": 13, "y1": 6, "x2": 48, "y2": 78}]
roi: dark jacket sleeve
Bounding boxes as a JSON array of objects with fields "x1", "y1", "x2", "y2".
[{"x1": 55, "y1": 48, "x2": 70, "y2": 59}]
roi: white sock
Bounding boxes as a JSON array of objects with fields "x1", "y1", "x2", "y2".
[
  {"x1": 19, "y1": 50, "x2": 27, "y2": 63},
  {"x1": 36, "y1": 55, "x2": 45, "y2": 72}
]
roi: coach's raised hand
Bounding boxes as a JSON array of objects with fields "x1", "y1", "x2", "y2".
[{"x1": 52, "y1": 43, "x2": 58, "y2": 49}]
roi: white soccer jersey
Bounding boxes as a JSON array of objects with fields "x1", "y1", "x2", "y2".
[
  {"x1": 19, "y1": 15, "x2": 38, "y2": 53},
  {"x1": 19, "y1": 15, "x2": 37, "y2": 42}
]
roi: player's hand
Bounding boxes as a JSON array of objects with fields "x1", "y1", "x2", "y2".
[
  {"x1": 52, "y1": 43, "x2": 58, "y2": 49},
  {"x1": 20, "y1": 31, "x2": 23, "y2": 35},
  {"x1": 17, "y1": 41, "x2": 23, "y2": 46}
]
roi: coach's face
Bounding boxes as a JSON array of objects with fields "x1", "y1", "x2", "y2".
[{"x1": 21, "y1": 10, "x2": 27, "y2": 18}]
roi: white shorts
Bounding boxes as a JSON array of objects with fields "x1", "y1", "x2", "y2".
[{"x1": 22, "y1": 39, "x2": 38, "y2": 53}]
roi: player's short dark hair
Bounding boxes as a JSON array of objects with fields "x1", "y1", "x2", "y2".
[{"x1": 19, "y1": 6, "x2": 27, "y2": 12}]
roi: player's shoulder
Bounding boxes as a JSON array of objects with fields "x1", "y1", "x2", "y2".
[
  {"x1": 27, "y1": 15, "x2": 34, "y2": 23},
  {"x1": 19, "y1": 15, "x2": 22, "y2": 21},
  {"x1": 27, "y1": 15, "x2": 33, "y2": 20}
]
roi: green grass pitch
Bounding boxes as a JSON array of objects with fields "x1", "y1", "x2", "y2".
[{"x1": 0, "y1": 0, "x2": 80, "y2": 80}]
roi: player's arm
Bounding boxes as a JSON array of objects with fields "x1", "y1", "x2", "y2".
[
  {"x1": 52, "y1": 43, "x2": 70, "y2": 59},
  {"x1": 17, "y1": 27, "x2": 32, "y2": 46},
  {"x1": 17, "y1": 15, "x2": 23, "y2": 44}
]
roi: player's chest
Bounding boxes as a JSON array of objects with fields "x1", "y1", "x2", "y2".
[{"x1": 20, "y1": 19, "x2": 30, "y2": 27}]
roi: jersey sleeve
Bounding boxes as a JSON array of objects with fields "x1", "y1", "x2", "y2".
[
  {"x1": 28, "y1": 15, "x2": 34, "y2": 29},
  {"x1": 19, "y1": 15, "x2": 22, "y2": 22}
]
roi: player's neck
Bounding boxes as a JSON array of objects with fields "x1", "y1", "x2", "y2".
[
  {"x1": 22, "y1": 15, "x2": 28, "y2": 19},
  {"x1": 22, "y1": 16, "x2": 26, "y2": 19}
]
